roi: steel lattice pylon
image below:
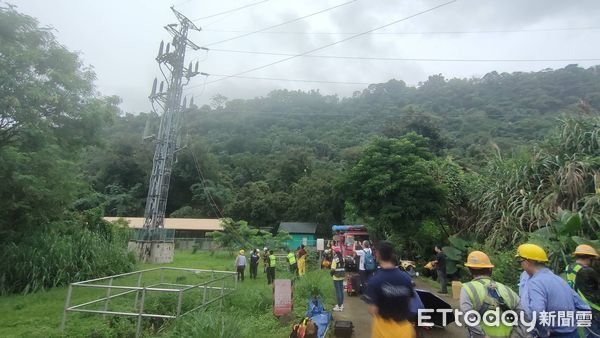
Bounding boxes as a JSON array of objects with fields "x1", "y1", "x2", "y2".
[{"x1": 136, "y1": 7, "x2": 202, "y2": 262}]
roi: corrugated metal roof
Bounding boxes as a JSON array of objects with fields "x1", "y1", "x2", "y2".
[
  {"x1": 104, "y1": 217, "x2": 223, "y2": 231},
  {"x1": 278, "y1": 222, "x2": 317, "y2": 234}
]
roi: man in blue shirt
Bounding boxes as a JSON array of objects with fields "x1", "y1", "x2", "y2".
[
  {"x1": 516, "y1": 243, "x2": 591, "y2": 338},
  {"x1": 365, "y1": 241, "x2": 421, "y2": 338}
]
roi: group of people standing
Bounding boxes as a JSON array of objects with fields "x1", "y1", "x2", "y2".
[
  {"x1": 329, "y1": 240, "x2": 598, "y2": 338},
  {"x1": 459, "y1": 243, "x2": 598, "y2": 338},
  {"x1": 234, "y1": 245, "x2": 309, "y2": 284}
]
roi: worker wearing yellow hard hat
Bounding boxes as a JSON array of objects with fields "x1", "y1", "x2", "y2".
[
  {"x1": 460, "y1": 251, "x2": 525, "y2": 338},
  {"x1": 516, "y1": 243, "x2": 590, "y2": 337},
  {"x1": 565, "y1": 244, "x2": 599, "y2": 337}
]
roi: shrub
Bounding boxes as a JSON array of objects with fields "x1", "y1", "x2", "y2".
[{"x1": 0, "y1": 217, "x2": 136, "y2": 294}]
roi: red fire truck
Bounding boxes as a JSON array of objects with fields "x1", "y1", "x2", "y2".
[{"x1": 331, "y1": 225, "x2": 370, "y2": 260}]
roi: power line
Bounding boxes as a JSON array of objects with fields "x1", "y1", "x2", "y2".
[
  {"x1": 191, "y1": 0, "x2": 271, "y2": 22},
  {"x1": 202, "y1": 26, "x2": 600, "y2": 36},
  {"x1": 203, "y1": 0, "x2": 458, "y2": 85},
  {"x1": 207, "y1": 48, "x2": 600, "y2": 63},
  {"x1": 203, "y1": 0, "x2": 359, "y2": 47},
  {"x1": 188, "y1": 74, "x2": 372, "y2": 88}
]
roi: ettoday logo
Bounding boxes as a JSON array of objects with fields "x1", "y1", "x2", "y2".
[{"x1": 417, "y1": 309, "x2": 593, "y2": 331}]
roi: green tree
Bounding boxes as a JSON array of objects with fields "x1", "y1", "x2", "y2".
[
  {"x1": 341, "y1": 133, "x2": 447, "y2": 236},
  {"x1": 0, "y1": 6, "x2": 118, "y2": 236}
]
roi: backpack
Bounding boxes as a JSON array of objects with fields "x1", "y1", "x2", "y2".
[
  {"x1": 476, "y1": 280, "x2": 514, "y2": 321},
  {"x1": 364, "y1": 249, "x2": 376, "y2": 270}
]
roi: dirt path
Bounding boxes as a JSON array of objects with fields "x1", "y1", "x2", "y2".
[{"x1": 330, "y1": 278, "x2": 467, "y2": 338}]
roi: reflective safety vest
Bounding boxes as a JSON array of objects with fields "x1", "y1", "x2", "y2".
[
  {"x1": 462, "y1": 277, "x2": 519, "y2": 338},
  {"x1": 566, "y1": 263, "x2": 600, "y2": 312},
  {"x1": 269, "y1": 254, "x2": 276, "y2": 268},
  {"x1": 287, "y1": 252, "x2": 297, "y2": 264}
]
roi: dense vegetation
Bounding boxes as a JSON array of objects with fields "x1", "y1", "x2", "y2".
[
  {"x1": 0, "y1": 5, "x2": 134, "y2": 293},
  {"x1": 1, "y1": 5, "x2": 599, "y2": 295}
]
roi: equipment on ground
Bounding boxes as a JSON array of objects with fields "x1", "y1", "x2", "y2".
[
  {"x1": 304, "y1": 298, "x2": 331, "y2": 338},
  {"x1": 400, "y1": 260, "x2": 417, "y2": 276},
  {"x1": 333, "y1": 320, "x2": 353, "y2": 338}
]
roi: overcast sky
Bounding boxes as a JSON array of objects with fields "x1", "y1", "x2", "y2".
[{"x1": 11, "y1": 0, "x2": 600, "y2": 113}]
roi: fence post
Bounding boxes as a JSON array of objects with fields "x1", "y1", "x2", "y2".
[
  {"x1": 135, "y1": 288, "x2": 146, "y2": 338},
  {"x1": 219, "y1": 278, "x2": 225, "y2": 308},
  {"x1": 176, "y1": 290, "x2": 184, "y2": 317},
  {"x1": 103, "y1": 277, "x2": 113, "y2": 318},
  {"x1": 202, "y1": 284, "x2": 207, "y2": 305},
  {"x1": 134, "y1": 271, "x2": 143, "y2": 310},
  {"x1": 60, "y1": 284, "x2": 73, "y2": 331}
]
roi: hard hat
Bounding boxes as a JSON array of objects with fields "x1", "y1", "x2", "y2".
[
  {"x1": 464, "y1": 251, "x2": 495, "y2": 268},
  {"x1": 239, "y1": 249, "x2": 245, "y2": 254},
  {"x1": 263, "y1": 247, "x2": 268, "y2": 251},
  {"x1": 515, "y1": 243, "x2": 548, "y2": 262},
  {"x1": 573, "y1": 244, "x2": 599, "y2": 257}
]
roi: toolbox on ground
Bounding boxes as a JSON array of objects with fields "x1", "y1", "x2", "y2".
[{"x1": 333, "y1": 320, "x2": 353, "y2": 337}]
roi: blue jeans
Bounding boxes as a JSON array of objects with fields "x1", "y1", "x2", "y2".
[{"x1": 333, "y1": 280, "x2": 344, "y2": 306}]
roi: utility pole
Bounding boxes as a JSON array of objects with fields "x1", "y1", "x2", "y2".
[{"x1": 129, "y1": 7, "x2": 201, "y2": 263}]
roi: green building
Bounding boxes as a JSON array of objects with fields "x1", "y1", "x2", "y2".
[{"x1": 279, "y1": 222, "x2": 317, "y2": 249}]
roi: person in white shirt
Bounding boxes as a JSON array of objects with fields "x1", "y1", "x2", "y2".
[{"x1": 354, "y1": 240, "x2": 376, "y2": 293}]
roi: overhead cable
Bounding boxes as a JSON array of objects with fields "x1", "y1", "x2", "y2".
[
  {"x1": 203, "y1": 0, "x2": 359, "y2": 47},
  {"x1": 188, "y1": 74, "x2": 372, "y2": 87},
  {"x1": 202, "y1": 26, "x2": 600, "y2": 35},
  {"x1": 191, "y1": 0, "x2": 271, "y2": 22},
  {"x1": 207, "y1": 48, "x2": 600, "y2": 63},
  {"x1": 203, "y1": 0, "x2": 458, "y2": 85}
]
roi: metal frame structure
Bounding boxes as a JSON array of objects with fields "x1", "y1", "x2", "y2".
[
  {"x1": 60, "y1": 267, "x2": 236, "y2": 337},
  {"x1": 136, "y1": 6, "x2": 202, "y2": 262}
]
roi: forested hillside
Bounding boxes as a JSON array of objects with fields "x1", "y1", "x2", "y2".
[{"x1": 85, "y1": 65, "x2": 600, "y2": 229}]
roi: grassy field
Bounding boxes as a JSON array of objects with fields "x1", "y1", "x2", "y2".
[{"x1": 0, "y1": 250, "x2": 336, "y2": 338}]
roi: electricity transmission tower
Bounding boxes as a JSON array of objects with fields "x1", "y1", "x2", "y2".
[{"x1": 131, "y1": 7, "x2": 201, "y2": 263}]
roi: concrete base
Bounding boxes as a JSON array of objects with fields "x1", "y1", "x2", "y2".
[{"x1": 128, "y1": 240, "x2": 174, "y2": 263}]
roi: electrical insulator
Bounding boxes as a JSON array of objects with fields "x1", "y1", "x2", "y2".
[
  {"x1": 182, "y1": 97, "x2": 187, "y2": 109},
  {"x1": 190, "y1": 97, "x2": 194, "y2": 106},
  {"x1": 159, "y1": 81, "x2": 164, "y2": 93},
  {"x1": 166, "y1": 43, "x2": 170, "y2": 54},
  {"x1": 195, "y1": 61, "x2": 199, "y2": 73},
  {"x1": 158, "y1": 41, "x2": 164, "y2": 58},
  {"x1": 151, "y1": 78, "x2": 157, "y2": 96}
]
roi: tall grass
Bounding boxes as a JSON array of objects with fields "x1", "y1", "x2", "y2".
[
  {"x1": 168, "y1": 269, "x2": 336, "y2": 338},
  {"x1": 0, "y1": 221, "x2": 136, "y2": 294}
]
